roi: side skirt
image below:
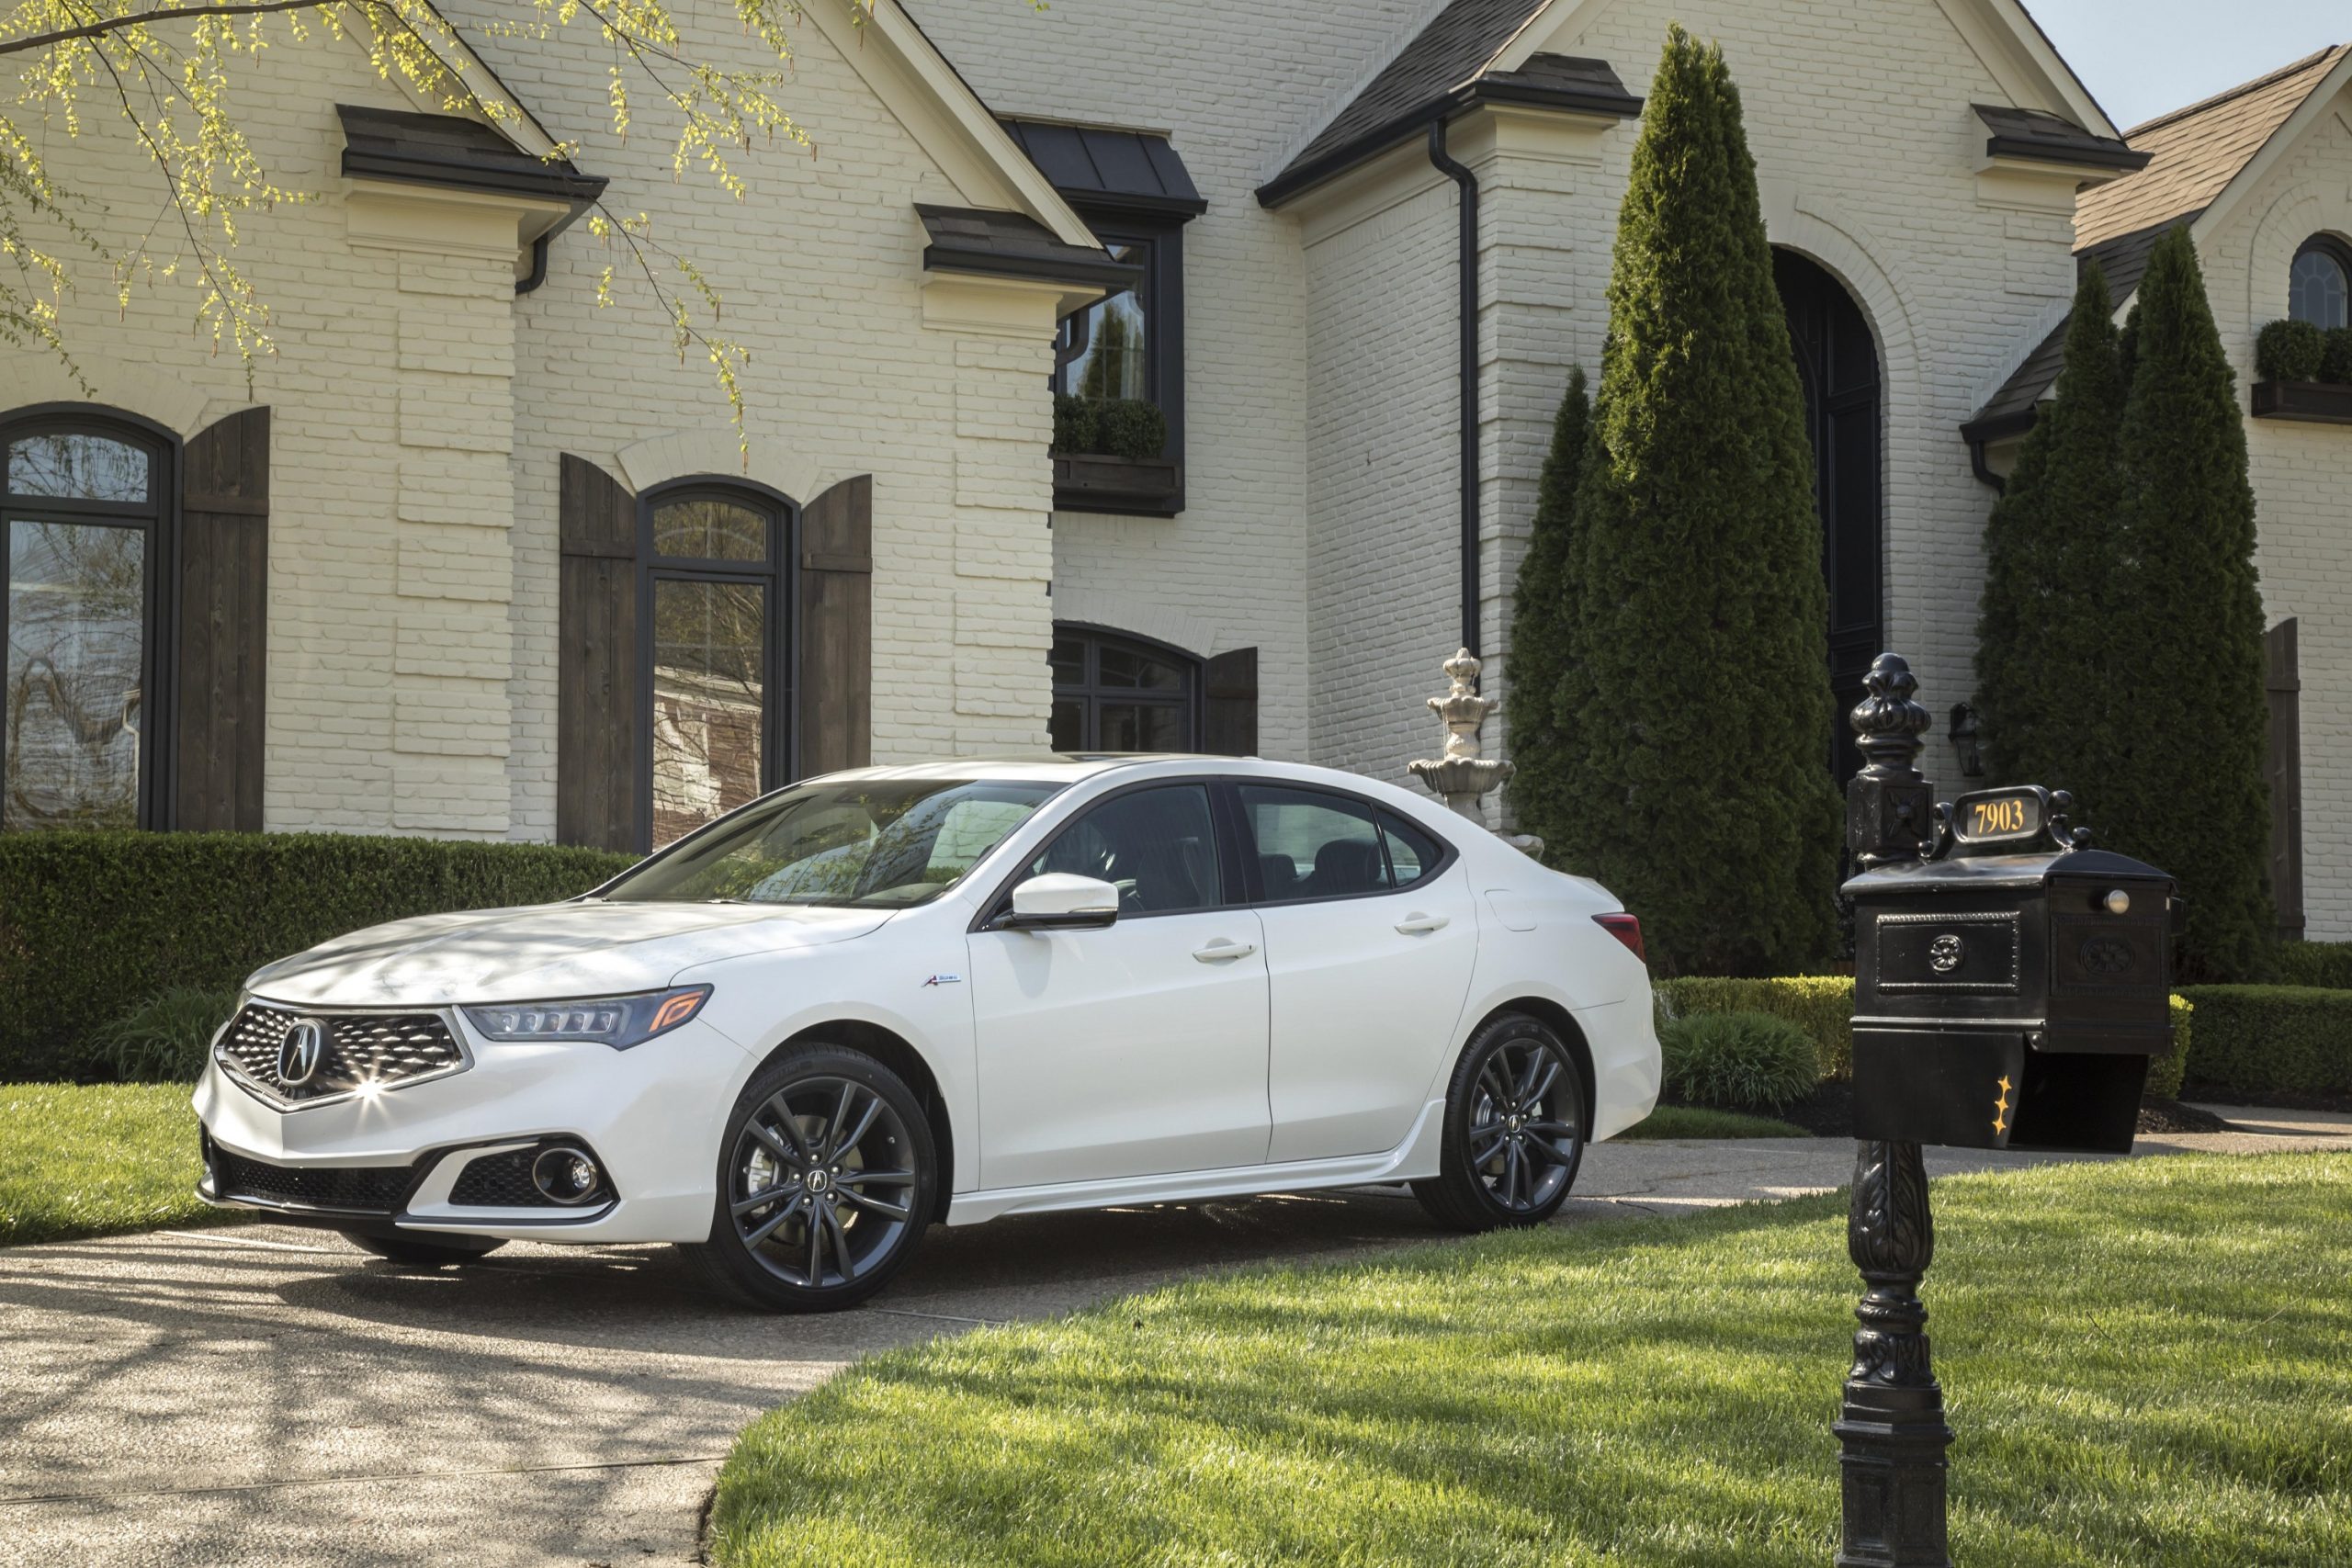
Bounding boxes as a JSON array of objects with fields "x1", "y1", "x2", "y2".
[{"x1": 944, "y1": 1100, "x2": 1448, "y2": 1225}]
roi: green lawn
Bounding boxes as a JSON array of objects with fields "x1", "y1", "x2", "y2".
[
  {"x1": 0, "y1": 1082, "x2": 233, "y2": 1246},
  {"x1": 713, "y1": 1152, "x2": 2352, "y2": 1567},
  {"x1": 1616, "y1": 1104, "x2": 1810, "y2": 1138}
]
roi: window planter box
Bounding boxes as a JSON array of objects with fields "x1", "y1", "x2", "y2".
[
  {"x1": 1053, "y1": 452, "x2": 1184, "y2": 516},
  {"x1": 2251, "y1": 381, "x2": 2352, "y2": 425}
]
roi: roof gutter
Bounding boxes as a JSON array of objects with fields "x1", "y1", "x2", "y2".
[
  {"x1": 1960, "y1": 407, "x2": 2037, "y2": 492},
  {"x1": 1429, "y1": 117, "x2": 1482, "y2": 660}
]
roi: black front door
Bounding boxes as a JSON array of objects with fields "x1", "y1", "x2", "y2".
[{"x1": 1775, "y1": 250, "x2": 1883, "y2": 783}]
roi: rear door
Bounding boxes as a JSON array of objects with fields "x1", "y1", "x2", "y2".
[
  {"x1": 1238, "y1": 784, "x2": 1480, "y2": 1163},
  {"x1": 967, "y1": 782, "x2": 1271, "y2": 1190}
]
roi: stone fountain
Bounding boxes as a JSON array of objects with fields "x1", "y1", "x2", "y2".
[{"x1": 1407, "y1": 648, "x2": 1513, "y2": 822}]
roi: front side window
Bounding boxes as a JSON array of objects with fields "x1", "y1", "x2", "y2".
[
  {"x1": 605, "y1": 777, "x2": 1061, "y2": 908},
  {"x1": 644, "y1": 485, "x2": 787, "y2": 849},
  {"x1": 1239, "y1": 785, "x2": 1452, "y2": 903},
  {"x1": 3, "y1": 418, "x2": 165, "y2": 831},
  {"x1": 1048, "y1": 626, "x2": 1198, "y2": 751},
  {"x1": 1029, "y1": 784, "x2": 1221, "y2": 915},
  {"x1": 2290, "y1": 237, "x2": 2351, "y2": 330}
]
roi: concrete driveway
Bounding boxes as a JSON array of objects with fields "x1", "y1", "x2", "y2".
[{"x1": 4, "y1": 1110, "x2": 2344, "y2": 1567}]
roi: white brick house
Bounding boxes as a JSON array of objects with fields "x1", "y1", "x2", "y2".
[{"x1": 2, "y1": 3, "x2": 2343, "y2": 927}]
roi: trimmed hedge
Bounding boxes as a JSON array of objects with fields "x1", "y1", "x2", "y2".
[
  {"x1": 1655, "y1": 976, "x2": 1856, "y2": 1079},
  {"x1": 2176, "y1": 985, "x2": 2352, "y2": 1097},
  {"x1": 0, "y1": 832, "x2": 637, "y2": 1081},
  {"x1": 1658, "y1": 1010, "x2": 1817, "y2": 1111},
  {"x1": 1657, "y1": 975, "x2": 2196, "y2": 1098},
  {"x1": 2276, "y1": 941, "x2": 2352, "y2": 990}
]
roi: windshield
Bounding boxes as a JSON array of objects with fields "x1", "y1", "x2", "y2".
[{"x1": 601, "y1": 778, "x2": 1064, "y2": 908}]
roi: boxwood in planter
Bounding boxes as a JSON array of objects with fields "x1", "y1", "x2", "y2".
[
  {"x1": 0, "y1": 831, "x2": 637, "y2": 1081},
  {"x1": 1052, "y1": 394, "x2": 1167, "y2": 461},
  {"x1": 2256, "y1": 318, "x2": 2325, "y2": 383}
]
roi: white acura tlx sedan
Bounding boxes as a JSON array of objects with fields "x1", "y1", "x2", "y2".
[{"x1": 195, "y1": 756, "x2": 1661, "y2": 1311}]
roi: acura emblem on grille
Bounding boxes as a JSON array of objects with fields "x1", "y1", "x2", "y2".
[{"x1": 277, "y1": 1020, "x2": 327, "y2": 1087}]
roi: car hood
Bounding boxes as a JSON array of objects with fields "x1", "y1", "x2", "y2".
[{"x1": 243, "y1": 900, "x2": 892, "y2": 1009}]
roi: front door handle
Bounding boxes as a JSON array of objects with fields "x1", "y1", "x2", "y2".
[
  {"x1": 1192, "y1": 939, "x2": 1258, "y2": 963},
  {"x1": 1394, "y1": 912, "x2": 1450, "y2": 935}
]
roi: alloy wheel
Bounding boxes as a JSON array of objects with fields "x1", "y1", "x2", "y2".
[
  {"x1": 1465, "y1": 1037, "x2": 1580, "y2": 1214},
  {"x1": 729, "y1": 1076, "x2": 918, "y2": 1289}
]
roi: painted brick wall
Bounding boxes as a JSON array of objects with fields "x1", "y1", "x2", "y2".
[
  {"x1": 2192, "y1": 93, "x2": 2352, "y2": 936},
  {"x1": 906, "y1": 0, "x2": 1437, "y2": 765}
]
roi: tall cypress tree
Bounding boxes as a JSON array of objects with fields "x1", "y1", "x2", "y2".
[
  {"x1": 1505, "y1": 367, "x2": 1590, "y2": 856},
  {"x1": 1555, "y1": 28, "x2": 1840, "y2": 976},
  {"x1": 1975, "y1": 264, "x2": 2128, "y2": 803},
  {"x1": 2106, "y1": 228, "x2": 2273, "y2": 981}
]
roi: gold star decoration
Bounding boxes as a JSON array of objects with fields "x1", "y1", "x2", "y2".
[{"x1": 1992, "y1": 1075, "x2": 2014, "y2": 1137}]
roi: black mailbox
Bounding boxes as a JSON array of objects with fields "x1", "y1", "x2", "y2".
[{"x1": 1847, "y1": 784, "x2": 2177, "y2": 1154}]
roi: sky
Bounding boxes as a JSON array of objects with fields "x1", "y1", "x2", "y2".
[{"x1": 2022, "y1": 0, "x2": 2346, "y2": 131}]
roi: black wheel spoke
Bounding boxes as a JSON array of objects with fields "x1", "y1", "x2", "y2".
[
  {"x1": 1523, "y1": 1120, "x2": 1574, "y2": 1138},
  {"x1": 741, "y1": 1192, "x2": 806, "y2": 1248},
  {"x1": 1521, "y1": 1057, "x2": 1562, "y2": 1109},
  {"x1": 804, "y1": 1201, "x2": 828, "y2": 1283},
  {"x1": 746, "y1": 1118, "x2": 805, "y2": 1169},
  {"x1": 838, "y1": 1186, "x2": 912, "y2": 1221},
  {"x1": 839, "y1": 1167, "x2": 916, "y2": 1188},
  {"x1": 832, "y1": 1094, "x2": 884, "y2": 1161},
  {"x1": 1470, "y1": 1134, "x2": 1509, "y2": 1168},
  {"x1": 824, "y1": 1084, "x2": 860, "y2": 1161},
  {"x1": 1523, "y1": 1138, "x2": 1574, "y2": 1168},
  {"x1": 820, "y1": 1201, "x2": 857, "y2": 1277},
  {"x1": 1504, "y1": 1142, "x2": 1525, "y2": 1207},
  {"x1": 731, "y1": 1184, "x2": 797, "y2": 1216},
  {"x1": 1477, "y1": 1059, "x2": 1514, "y2": 1111}
]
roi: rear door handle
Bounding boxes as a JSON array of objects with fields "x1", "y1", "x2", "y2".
[
  {"x1": 1193, "y1": 939, "x2": 1258, "y2": 963},
  {"x1": 1394, "y1": 912, "x2": 1450, "y2": 934}
]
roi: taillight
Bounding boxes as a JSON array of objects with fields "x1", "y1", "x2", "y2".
[{"x1": 1593, "y1": 912, "x2": 1645, "y2": 964}]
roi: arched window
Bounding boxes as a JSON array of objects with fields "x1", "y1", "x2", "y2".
[
  {"x1": 2290, "y1": 236, "x2": 2351, "y2": 330},
  {"x1": 3, "y1": 411, "x2": 173, "y2": 830},
  {"x1": 1048, "y1": 625, "x2": 1200, "y2": 751},
  {"x1": 640, "y1": 481, "x2": 793, "y2": 848}
]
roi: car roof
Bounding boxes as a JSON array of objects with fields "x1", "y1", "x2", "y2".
[{"x1": 813, "y1": 755, "x2": 1467, "y2": 821}]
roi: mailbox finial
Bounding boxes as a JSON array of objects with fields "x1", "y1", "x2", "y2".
[{"x1": 1846, "y1": 652, "x2": 1937, "y2": 868}]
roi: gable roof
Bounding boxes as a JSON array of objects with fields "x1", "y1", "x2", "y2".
[
  {"x1": 1968, "y1": 41, "x2": 2352, "y2": 442},
  {"x1": 1256, "y1": 0, "x2": 1637, "y2": 206},
  {"x1": 2075, "y1": 43, "x2": 2349, "y2": 250}
]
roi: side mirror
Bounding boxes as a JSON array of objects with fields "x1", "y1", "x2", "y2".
[{"x1": 1001, "y1": 873, "x2": 1120, "y2": 931}]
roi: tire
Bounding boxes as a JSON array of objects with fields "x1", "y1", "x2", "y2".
[
  {"x1": 684, "y1": 1043, "x2": 938, "y2": 1313},
  {"x1": 343, "y1": 1230, "x2": 507, "y2": 1267},
  {"x1": 1412, "y1": 1012, "x2": 1588, "y2": 1233}
]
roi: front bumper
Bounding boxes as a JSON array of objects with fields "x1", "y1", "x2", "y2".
[{"x1": 193, "y1": 1009, "x2": 760, "y2": 1243}]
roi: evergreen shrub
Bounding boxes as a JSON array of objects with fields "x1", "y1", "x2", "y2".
[
  {"x1": 1655, "y1": 975, "x2": 1853, "y2": 1079},
  {"x1": 1504, "y1": 367, "x2": 1590, "y2": 859},
  {"x1": 2254, "y1": 318, "x2": 2324, "y2": 381},
  {"x1": 1051, "y1": 394, "x2": 1165, "y2": 460},
  {"x1": 1659, "y1": 1011, "x2": 1818, "y2": 1111},
  {"x1": 90, "y1": 987, "x2": 243, "y2": 1082},
  {"x1": 2276, "y1": 941, "x2": 2352, "y2": 989},
  {"x1": 2323, "y1": 327, "x2": 2352, "y2": 386},
  {"x1": 0, "y1": 832, "x2": 637, "y2": 1080},
  {"x1": 2175, "y1": 985, "x2": 2352, "y2": 1095}
]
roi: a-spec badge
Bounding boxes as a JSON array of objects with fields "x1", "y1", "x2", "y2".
[{"x1": 921, "y1": 974, "x2": 963, "y2": 987}]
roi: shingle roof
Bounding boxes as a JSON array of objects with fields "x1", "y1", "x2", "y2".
[
  {"x1": 1257, "y1": 1, "x2": 1639, "y2": 205},
  {"x1": 336, "y1": 104, "x2": 605, "y2": 205},
  {"x1": 1967, "y1": 43, "x2": 2350, "y2": 441},
  {"x1": 914, "y1": 205, "x2": 1140, "y2": 291},
  {"x1": 2075, "y1": 44, "x2": 2348, "y2": 249},
  {"x1": 1973, "y1": 104, "x2": 2146, "y2": 172}
]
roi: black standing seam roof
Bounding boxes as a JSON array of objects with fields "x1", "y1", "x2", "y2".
[
  {"x1": 915, "y1": 204, "x2": 1143, "y2": 292},
  {"x1": 999, "y1": 119, "x2": 1206, "y2": 220},
  {"x1": 1972, "y1": 104, "x2": 2150, "y2": 172},
  {"x1": 336, "y1": 104, "x2": 606, "y2": 207},
  {"x1": 1962, "y1": 220, "x2": 2188, "y2": 441}
]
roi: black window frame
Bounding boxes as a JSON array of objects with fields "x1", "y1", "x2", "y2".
[
  {"x1": 1231, "y1": 782, "x2": 1461, "y2": 908},
  {"x1": 1050, "y1": 206, "x2": 1188, "y2": 516},
  {"x1": 635, "y1": 478, "x2": 798, "y2": 852},
  {"x1": 975, "y1": 775, "x2": 1250, "y2": 927},
  {"x1": 1049, "y1": 623, "x2": 1203, "y2": 753},
  {"x1": 0, "y1": 404, "x2": 179, "y2": 833},
  {"x1": 2289, "y1": 234, "x2": 2352, "y2": 331}
]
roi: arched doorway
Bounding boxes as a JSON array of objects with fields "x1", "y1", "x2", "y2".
[{"x1": 1774, "y1": 250, "x2": 1883, "y2": 783}]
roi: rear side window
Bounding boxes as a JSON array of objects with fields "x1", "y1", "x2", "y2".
[
  {"x1": 1377, "y1": 809, "x2": 1447, "y2": 889},
  {"x1": 1029, "y1": 784, "x2": 1222, "y2": 915},
  {"x1": 1239, "y1": 785, "x2": 1393, "y2": 901}
]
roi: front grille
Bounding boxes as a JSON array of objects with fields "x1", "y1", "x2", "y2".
[
  {"x1": 217, "y1": 1003, "x2": 465, "y2": 1104},
  {"x1": 448, "y1": 1148, "x2": 553, "y2": 1207},
  {"x1": 211, "y1": 1145, "x2": 415, "y2": 1213}
]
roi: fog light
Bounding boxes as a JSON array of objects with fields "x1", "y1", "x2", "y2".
[{"x1": 531, "y1": 1146, "x2": 603, "y2": 1205}]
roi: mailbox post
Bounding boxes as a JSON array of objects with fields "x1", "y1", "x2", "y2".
[{"x1": 1832, "y1": 652, "x2": 2176, "y2": 1566}]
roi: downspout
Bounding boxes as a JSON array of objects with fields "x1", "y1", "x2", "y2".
[
  {"x1": 1428, "y1": 118, "x2": 1481, "y2": 659},
  {"x1": 1967, "y1": 436, "x2": 2006, "y2": 493},
  {"x1": 514, "y1": 233, "x2": 551, "y2": 296}
]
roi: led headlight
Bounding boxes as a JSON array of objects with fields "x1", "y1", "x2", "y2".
[{"x1": 461, "y1": 986, "x2": 711, "y2": 1050}]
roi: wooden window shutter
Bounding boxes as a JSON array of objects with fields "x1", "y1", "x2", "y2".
[
  {"x1": 2266, "y1": 618, "x2": 2303, "y2": 941},
  {"x1": 1204, "y1": 647, "x2": 1258, "y2": 756},
  {"x1": 797, "y1": 476, "x2": 873, "y2": 777},
  {"x1": 175, "y1": 407, "x2": 269, "y2": 831},
  {"x1": 558, "y1": 455, "x2": 641, "y2": 850}
]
